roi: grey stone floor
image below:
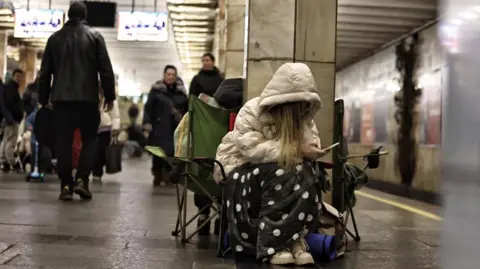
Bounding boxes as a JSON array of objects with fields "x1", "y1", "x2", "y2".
[{"x1": 0, "y1": 158, "x2": 439, "y2": 268}]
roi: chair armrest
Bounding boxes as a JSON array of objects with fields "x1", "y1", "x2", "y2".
[{"x1": 192, "y1": 157, "x2": 228, "y2": 182}]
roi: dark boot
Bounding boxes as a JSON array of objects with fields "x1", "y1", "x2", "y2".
[
  {"x1": 58, "y1": 185, "x2": 73, "y2": 201},
  {"x1": 73, "y1": 178, "x2": 92, "y2": 200},
  {"x1": 152, "y1": 170, "x2": 163, "y2": 186},
  {"x1": 197, "y1": 214, "x2": 211, "y2": 236},
  {"x1": 214, "y1": 218, "x2": 220, "y2": 235},
  {"x1": 1, "y1": 162, "x2": 10, "y2": 172},
  {"x1": 162, "y1": 170, "x2": 173, "y2": 187}
]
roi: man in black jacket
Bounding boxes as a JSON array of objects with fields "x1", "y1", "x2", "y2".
[
  {"x1": 0, "y1": 68, "x2": 24, "y2": 172},
  {"x1": 189, "y1": 53, "x2": 224, "y2": 97},
  {"x1": 38, "y1": 1, "x2": 116, "y2": 201}
]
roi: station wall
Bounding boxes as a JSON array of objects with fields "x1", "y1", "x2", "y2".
[{"x1": 335, "y1": 25, "x2": 444, "y2": 201}]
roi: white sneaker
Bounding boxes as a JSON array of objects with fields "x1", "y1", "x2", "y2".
[
  {"x1": 270, "y1": 251, "x2": 295, "y2": 265},
  {"x1": 91, "y1": 176, "x2": 102, "y2": 181},
  {"x1": 292, "y1": 236, "x2": 315, "y2": 266}
]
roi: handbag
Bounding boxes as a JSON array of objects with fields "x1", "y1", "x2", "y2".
[{"x1": 105, "y1": 137, "x2": 122, "y2": 174}]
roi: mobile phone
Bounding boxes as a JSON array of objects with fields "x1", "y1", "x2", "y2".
[{"x1": 323, "y1": 142, "x2": 340, "y2": 151}]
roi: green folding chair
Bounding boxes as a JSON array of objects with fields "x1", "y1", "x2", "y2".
[{"x1": 146, "y1": 95, "x2": 237, "y2": 257}]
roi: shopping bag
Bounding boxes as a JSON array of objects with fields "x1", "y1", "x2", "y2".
[{"x1": 105, "y1": 139, "x2": 122, "y2": 174}]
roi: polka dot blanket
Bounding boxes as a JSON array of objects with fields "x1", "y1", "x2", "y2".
[{"x1": 225, "y1": 161, "x2": 322, "y2": 260}]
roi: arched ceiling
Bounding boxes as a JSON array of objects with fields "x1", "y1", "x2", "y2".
[
  {"x1": 12, "y1": 0, "x2": 185, "y2": 93},
  {"x1": 7, "y1": 0, "x2": 441, "y2": 91}
]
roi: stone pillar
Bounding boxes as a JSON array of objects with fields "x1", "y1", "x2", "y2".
[
  {"x1": 19, "y1": 47, "x2": 37, "y2": 92},
  {"x1": 224, "y1": 0, "x2": 246, "y2": 78},
  {"x1": 0, "y1": 32, "x2": 7, "y2": 81},
  {"x1": 216, "y1": 18, "x2": 227, "y2": 74},
  {"x1": 245, "y1": 0, "x2": 337, "y2": 201}
]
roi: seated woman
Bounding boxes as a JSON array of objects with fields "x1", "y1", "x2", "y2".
[{"x1": 214, "y1": 63, "x2": 330, "y2": 266}]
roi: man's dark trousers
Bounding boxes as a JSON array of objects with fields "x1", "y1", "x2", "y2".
[{"x1": 53, "y1": 102, "x2": 100, "y2": 189}]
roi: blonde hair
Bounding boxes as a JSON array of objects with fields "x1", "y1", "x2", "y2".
[{"x1": 270, "y1": 102, "x2": 309, "y2": 170}]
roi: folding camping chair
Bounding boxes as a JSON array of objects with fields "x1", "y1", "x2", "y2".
[{"x1": 146, "y1": 95, "x2": 237, "y2": 257}]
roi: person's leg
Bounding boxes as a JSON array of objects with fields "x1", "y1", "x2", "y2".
[
  {"x1": 4, "y1": 123, "x2": 19, "y2": 170},
  {"x1": 0, "y1": 124, "x2": 7, "y2": 171},
  {"x1": 91, "y1": 131, "x2": 111, "y2": 180},
  {"x1": 74, "y1": 103, "x2": 100, "y2": 200},
  {"x1": 53, "y1": 104, "x2": 76, "y2": 200},
  {"x1": 194, "y1": 193, "x2": 212, "y2": 235},
  {"x1": 151, "y1": 155, "x2": 163, "y2": 186}
]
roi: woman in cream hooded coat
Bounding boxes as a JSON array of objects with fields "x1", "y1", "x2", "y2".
[
  {"x1": 215, "y1": 63, "x2": 329, "y2": 266},
  {"x1": 91, "y1": 89, "x2": 120, "y2": 181}
]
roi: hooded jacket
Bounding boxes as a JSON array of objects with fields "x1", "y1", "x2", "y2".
[
  {"x1": 143, "y1": 79, "x2": 188, "y2": 156},
  {"x1": 98, "y1": 98, "x2": 120, "y2": 133},
  {"x1": 213, "y1": 78, "x2": 244, "y2": 109},
  {"x1": 214, "y1": 63, "x2": 322, "y2": 182},
  {"x1": 189, "y1": 67, "x2": 224, "y2": 97}
]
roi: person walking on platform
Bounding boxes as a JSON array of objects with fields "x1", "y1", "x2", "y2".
[
  {"x1": 128, "y1": 103, "x2": 139, "y2": 125},
  {"x1": 0, "y1": 68, "x2": 24, "y2": 172},
  {"x1": 92, "y1": 86, "x2": 120, "y2": 182},
  {"x1": 38, "y1": 1, "x2": 116, "y2": 201},
  {"x1": 22, "y1": 76, "x2": 39, "y2": 116},
  {"x1": 189, "y1": 53, "x2": 224, "y2": 97},
  {"x1": 143, "y1": 65, "x2": 188, "y2": 186},
  {"x1": 188, "y1": 53, "x2": 224, "y2": 235}
]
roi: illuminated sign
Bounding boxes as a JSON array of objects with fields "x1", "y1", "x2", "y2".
[
  {"x1": 117, "y1": 11, "x2": 168, "y2": 42},
  {"x1": 14, "y1": 9, "x2": 64, "y2": 39}
]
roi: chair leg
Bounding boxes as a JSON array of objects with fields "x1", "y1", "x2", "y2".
[
  {"x1": 185, "y1": 212, "x2": 220, "y2": 242},
  {"x1": 179, "y1": 174, "x2": 228, "y2": 244},
  {"x1": 217, "y1": 189, "x2": 225, "y2": 257},
  {"x1": 172, "y1": 184, "x2": 185, "y2": 237},
  {"x1": 345, "y1": 196, "x2": 361, "y2": 242},
  {"x1": 217, "y1": 189, "x2": 232, "y2": 257},
  {"x1": 181, "y1": 178, "x2": 188, "y2": 243}
]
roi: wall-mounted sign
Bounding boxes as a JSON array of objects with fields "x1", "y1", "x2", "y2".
[
  {"x1": 117, "y1": 11, "x2": 168, "y2": 42},
  {"x1": 14, "y1": 9, "x2": 64, "y2": 39}
]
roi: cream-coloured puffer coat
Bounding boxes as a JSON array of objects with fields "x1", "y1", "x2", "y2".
[
  {"x1": 214, "y1": 63, "x2": 322, "y2": 182},
  {"x1": 98, "y1": 98, "x2": 121, "y2": 133}
]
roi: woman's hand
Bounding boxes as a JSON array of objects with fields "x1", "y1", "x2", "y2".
[
  {"x1": 301, "y1": 143, "x2": 331, "y2": 160},
  {"x1": 143, "y1": 124, "x2": 152, "y2": 137},
  {"x1": 172, "y1": 109, "x2": 182, "y2": 122}
]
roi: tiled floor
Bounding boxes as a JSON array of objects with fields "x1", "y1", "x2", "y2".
[{"x1": 0, "y1": 157, "x2": 439, "y2": 268}]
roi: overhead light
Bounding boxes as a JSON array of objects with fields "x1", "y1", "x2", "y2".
[
  {"x1": 460, "y1": 11, "x2": 478, "y2": 20},
  {"x1": 177, "y1": 45, "x2": 209, "y2": 49},
  {"x1": 450, "y1": 19, "x2": 463, "y2": 26},
  {"x1": 0, "y1": 16, "x2": 13, "y2": 22},
  {"x1": 177, "y1": 42, "x2": 209, "y2": 47},
  {"x1": 386, "y1": 80, "x2": 400, "y2": 93},
  {"x1": 167, "y1": 0, "x2": 215, "y2": 3},
  {"x1": 168, "y1": 5, "x2": 213, "y2": 13},
  {"x1": 175, "y1": 32, "x2": 211, "y2": 38},
  {"x1": 172, "y1": 20, "x2": 210, "y2": 26},
  {"x1": 0, "y1": 9, "x2": 12, "y2": 16},
  {"x1": 170, "y1": 13, "x2": 212, "y2": 20},
  {"x1": 417, "y1": 73, "x2": 433, "y2": 89},
  {"x1": 176, "y1": 37, "x2": 210, "y2": 42},
  {"x1": 178, "y1": 51, "x2": 205, "y2": 56},
  {"x1": 174, "y1": 26, "x2": 210, "y2": 33}
]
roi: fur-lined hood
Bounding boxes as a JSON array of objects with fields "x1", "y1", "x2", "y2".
[{"x1": 151, "y1": 79, "x2": 187, "y2": 96}]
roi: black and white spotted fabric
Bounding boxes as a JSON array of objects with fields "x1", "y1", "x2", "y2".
[{"x1": 225, "y1": 161, "x2": 321, "y2": 260}]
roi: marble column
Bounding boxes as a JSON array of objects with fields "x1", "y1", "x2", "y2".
[
  {"x1": 224, "y1": 0, "x2": 246, "y2": 78},
  {"x1": 0, "y1": 32, "x2": 7, "y2": 81},
  {"x1": 216, "y1": 18, "x2": 227, "y2": 74},
  {"x1": 245, "y1": 0, "x2": 337, "y2": 201},
  {"x1": 19, "y1": 47, "x2": 37, "y2": 92}
]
